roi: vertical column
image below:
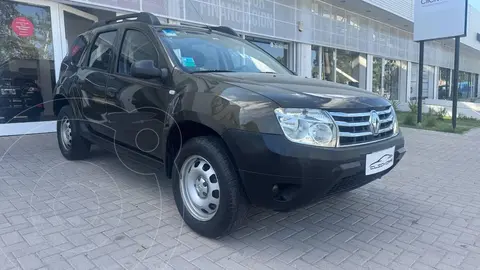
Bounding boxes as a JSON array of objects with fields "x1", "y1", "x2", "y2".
[
  {"x1": 381, "y1": 58, "x2": 385, "y2": 97},
  {"x1": 318, "y1": 46, "x2": 323, "y2": 80},
  {"x1": 398, "y1": 61, "x2": 408, "y2": 102},
  {"x1": 406, "y1": 62, "x2": 412, "y2": 102},
  {"x1": 295, "y1": 43, "x2": 312, "y2": 78},
  {"x1": 433, "y1": 66, "x2": 439, "y2": 100},
  {"x1": 449, "y1": 68, "x2": 453, "y2": 98},
  {"x1": 332, "y1": 49, "x2": 337, "y2": 83},
  {"x1": 51, "y1": 3, "x2": 64, "y2": 82},
  {"x1": 366, "y1": 54, "x2": 373, "y2": 92}
]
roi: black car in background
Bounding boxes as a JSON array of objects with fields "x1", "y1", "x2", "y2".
[{"x1": 0, "y1": 71, "x2": 44, "y2": 123}]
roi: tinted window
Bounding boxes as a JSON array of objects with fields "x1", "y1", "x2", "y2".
[
  {"x1": 69, "y1": 35, "x2": 87, "y2": 65},
  {"x1": 118, "y1": 30, "x2": 158, "y2": 75},
  {"x1": 158, "y1": 29, "x2": 292, "y2": 75},
  {"x1": 88, "y1": 31, "x2": 117, "y2": 71}
]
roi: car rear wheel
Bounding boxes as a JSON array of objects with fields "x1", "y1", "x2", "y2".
[
  {"x1": 57, "y1": 105, "x2": 90, "y2": 160},
  {"x1": 172, "y1": 136, "x2": 248, "y2": 238}
]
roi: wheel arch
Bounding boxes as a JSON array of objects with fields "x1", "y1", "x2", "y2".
[
  {"x1": 53, "y1": 94, "x2": 70, "y2": 117},
  {"x1": 164, "y1": 119, "x2": 240, "y2": 183}
]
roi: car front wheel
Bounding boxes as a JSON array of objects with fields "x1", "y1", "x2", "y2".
[{"x1": 172, "y1": 136, "x2": 248, "y2": 238}]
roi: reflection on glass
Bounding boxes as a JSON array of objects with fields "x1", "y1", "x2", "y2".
[
  {"x1": 438, "y1": 67, "x2": 450, "y2": 100},
  {"x1": 372, "y1": 57, "x2": 382, "y2": 95},
  {"x1": 311, "y1": 46, "x2": 320, "y2": 79},
  {"x1": 246, "y1": 36, "x2": 289, "y2": 67},
  {"x1": 373, "y1": 57, "x2": 407, "y2": 100},
  {"x1": 384, "y1": 60, "x2": 400, "y2": 100},
  {"x1": 458, "y1": 71, "x2": 477, "y2": 101},
  {"x1": 410, "y1": 63, "x2": 434, "y2": 100},
  {"x1": 0, "y1": 1, "x2": 55, "y2": 124},
  {"x1": 322, "y1": 47, "x2": 334, "y2": 82},
  {"x1": 335, "y1": 49, "x2": 367, "y2": 89}
]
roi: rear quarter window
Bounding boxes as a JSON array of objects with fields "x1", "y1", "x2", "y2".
[{"x1": 68, "y1": 35, "x2": 88, "y2": 65}]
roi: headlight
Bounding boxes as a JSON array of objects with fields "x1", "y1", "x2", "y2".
[
  {"x1": 392, "y1": 108, "x2": 399, "y2": 136},
  {"x1": 274, "y1": 108, "x2": 338, "y2": 147}
]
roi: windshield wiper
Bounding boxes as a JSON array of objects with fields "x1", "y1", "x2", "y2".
[
  {"x1": 191, "y1": 70, "x2": 234, "y2": 73},
  {"x1": 260, "y1": 71, "x2": 277, "y2": 74}
]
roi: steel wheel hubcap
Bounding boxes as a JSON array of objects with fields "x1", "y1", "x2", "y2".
[
  {"x1": 179, "y1": 155, "x2": 220, "y2": 221},
  {"x1": 60, "y1": 117, "x2": 72, "y2": 150}
]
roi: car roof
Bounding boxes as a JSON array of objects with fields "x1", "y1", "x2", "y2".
[{"x1": 86, "y1": 12, "x2": 239, "y2": 38}]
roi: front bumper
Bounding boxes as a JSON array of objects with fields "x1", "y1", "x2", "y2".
[{"x1": 223, "y1": 130, "x2": 406, "y2": 211}]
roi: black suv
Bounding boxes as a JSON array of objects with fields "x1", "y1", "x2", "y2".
[{"x1": 53, "y1": 13, "x2": 406, "y2": 238}]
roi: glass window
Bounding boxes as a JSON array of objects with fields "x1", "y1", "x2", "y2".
[
  {"x1": 373, "y1": 57, "x2": 407, "y2": 100},
  {"x1": 438, "y1": 67, "x2": 451, "y2": 100},
  {"x1": 384, "y1": 60, "x2": 400, "y2": 100},
  {"x1": 0, "y1": 1, "x2": 55, "y2": 123},
  {"x1": 246, "y1": 36, "x2": 289, "y2": 67},
  {"x1": 68, "y1": 35, "x2": 87, "y2": 66},
  {"x1": 458, "y1": 71, "x2": 477, "y2": 101},
  {"x1": 311, "y1": 46, "x2": 320, "y2": 79},
  {"x1": 88, "y1": 31, "x2": 117, "y2": 71},
  {"x1": 372, "y1": 57, "x2": 382, "y2": 95},
  {"x1": 335, "y1": 49, "x2": 367, "y2": 89},
  {"x1": 159, "y1": 29, "x2": 292, "y2": 74},
  {"x1": 410, "y1": 63, "x2": 434, "y2": 100},
  {"x1": 322, "y1": 47, "x2": 334, "y2": 82},
  {"x1": 118, "y1": 30, "x2": 158, "y2": 75}
]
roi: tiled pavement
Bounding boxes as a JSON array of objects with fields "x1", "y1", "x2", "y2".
[{"x1": 0, "y1": 128, "x2": 480, "y2": 270}]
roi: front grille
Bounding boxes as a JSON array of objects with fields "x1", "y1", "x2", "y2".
[{"x1": 328, "y1": 106, "x2": 395, "y2": 147}]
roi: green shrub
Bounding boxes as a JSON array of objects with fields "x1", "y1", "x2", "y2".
[
  {"x1": 408, "y1": 100, "x2": 418, "y2": 114},
  {"x1": 437, "y1": 108, "x2": 448, "y2": 120},
  {"x1": 403, "y1": 113, "x2": 416, "y2": 126},
  {"x1": 389, "y1": 99, "x2": 399, "y2": 111},
  {"x1": 425, "y1": 115, "x2": 437, "y2": 127}
]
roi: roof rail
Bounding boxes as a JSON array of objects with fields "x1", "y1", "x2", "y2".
[
  {"x1": 90, "y1": 12, "x2": 161, "y2": 30},
  {"x1": 178, "y1": 22, "x2": 239, "y2": 37}
]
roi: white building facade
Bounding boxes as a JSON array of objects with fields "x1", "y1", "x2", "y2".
[{"x1": 1, "y1": 0, "x2": 480, "y2": 135}]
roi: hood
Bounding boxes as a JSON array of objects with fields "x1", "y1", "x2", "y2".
[{"x1": 198, "y1": 73, "x2": 391, "y2": 111}]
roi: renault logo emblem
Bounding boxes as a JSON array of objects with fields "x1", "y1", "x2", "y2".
[{"x1": 369, "y1": 110, "x2": 381, "y2": 136}]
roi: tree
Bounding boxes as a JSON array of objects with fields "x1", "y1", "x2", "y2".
[{"x1": 0, "y1": 1, "x2": 53, "y2": 65}]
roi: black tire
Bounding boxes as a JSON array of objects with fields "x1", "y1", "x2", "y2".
[
  {"x1": 172, "y1": 136, "x2": 248, "y2": 238},
  {"x1": 57, "y1": 105, "x2": 91, "y2": 160}
]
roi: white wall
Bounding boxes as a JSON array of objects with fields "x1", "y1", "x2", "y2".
[
  {"x1": 362, "y1": 0, "x2": 413, "y2": 21},
  {"x1": 461, "y1": 6, "x2": 480, "y2": 51}
]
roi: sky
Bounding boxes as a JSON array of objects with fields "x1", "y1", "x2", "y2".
[{"x1": 471, "y1": 0, "x2": 480, "y2": 10}]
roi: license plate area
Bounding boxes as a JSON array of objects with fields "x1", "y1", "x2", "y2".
[{"x1": 365, "y1": 146, "x2": 395, "y2": 176}]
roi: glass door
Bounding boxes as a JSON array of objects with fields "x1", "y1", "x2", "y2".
[
  {"x1": 59, "y1": 5, "x2": 98, "y2": 64},
  {"x1": 0, "y1": 0, "x2": 57, "y2": 124}
]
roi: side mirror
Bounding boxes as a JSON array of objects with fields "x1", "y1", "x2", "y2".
[{"x1": 131, "y1": 60, "x2": 168, "y2": 80}]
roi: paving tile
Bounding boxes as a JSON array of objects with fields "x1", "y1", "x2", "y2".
[{"x1": 0, "y1": 130, "x2": 478, "y2": 269}]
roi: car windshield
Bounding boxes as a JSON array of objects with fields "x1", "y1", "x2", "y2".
[{"x1": 158, "y1": 28, "x2": 292, "y2": 75}]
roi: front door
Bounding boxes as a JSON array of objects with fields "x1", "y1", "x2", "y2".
[
  {"x1": 105, "y1": 28, "x2": 171, "y2": 159},
  {"x1": 77, "y1": 30, "x2": 119, "y2": 137}
]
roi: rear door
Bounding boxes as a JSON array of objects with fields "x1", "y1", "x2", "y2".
[
  {"x1": 105, "y1": 28, "x2": 172, "y2": 158},
  {"x1": 76, "y1": 30, "x2": 118, "y2": 137}
]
